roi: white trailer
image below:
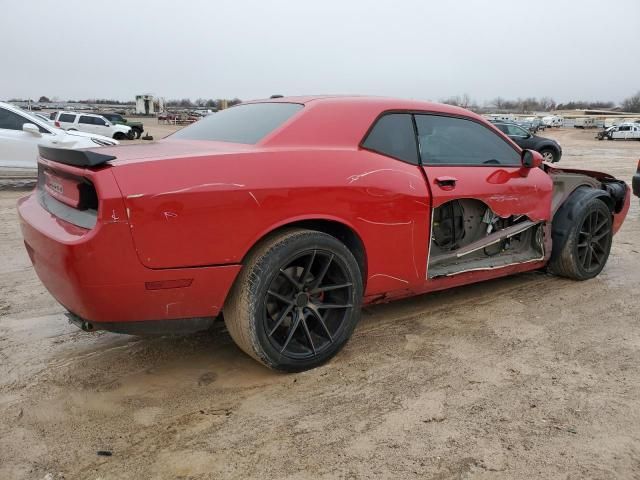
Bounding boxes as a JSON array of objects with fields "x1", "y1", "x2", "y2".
[
  {"x1": 542, "y1": 115, "x2": 563, "y2": 127},
  {"x1": 485, "y1": 113, "x2": 517, "y2": 122},
  {"x1": 574, "y1": 117, "x2": 596, "y2": 129}
]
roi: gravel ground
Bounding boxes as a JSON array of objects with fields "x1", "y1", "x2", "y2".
[{"x1": 0, "y1": 128, "x2": 639, "y2": 479}]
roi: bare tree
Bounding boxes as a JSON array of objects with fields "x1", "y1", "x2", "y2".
[
  {"x1": 538, "y1": 97, "x2": 556, "y2": 111},
  {"x1": 622, "y1": 92, "x2": 640, "y2": 113},
  {"x1": 490, "y1": 97, "x2": 506, "y2": 110}
]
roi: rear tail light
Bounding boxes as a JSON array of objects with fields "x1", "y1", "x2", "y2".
[
  {"x1": 41, "y1": 168, "x2": 97, "y2": 210},
  {"x1": 55, "y1": 121, "x2": 60, "y2": 127}
]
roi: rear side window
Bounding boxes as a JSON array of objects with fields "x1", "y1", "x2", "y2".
[
  {"x1": 171, "y1": 102, "x2": 303, "y2": 144},
  {"x1": 79, "y1": 116, "x2": 93, "y2": 124},
  {"x1": 415, "y1": 115, "x2": 520, "y2": 166},
  {"x1": 58, "y1": 113, "x2": 76, "y2": 123},
  {"x1": 361, "y1": 113, "x2": 418, "y2": 165}
]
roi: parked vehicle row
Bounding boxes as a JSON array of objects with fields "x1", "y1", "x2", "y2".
[
  {"x1": 18, "y1": 96, "x2": 631, "y2": 372},
  {"x1": 0, "y1": 102, "x2": 118, "y2": 171}
]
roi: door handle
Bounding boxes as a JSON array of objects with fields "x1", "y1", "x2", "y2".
[{"x1": 435, "y1": 176, "x2": 457, "y2": 190}]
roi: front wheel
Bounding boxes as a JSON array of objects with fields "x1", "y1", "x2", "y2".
[
  {"x1": 539, "y1": 148, "x2": 558, "y2": 163},
  {"x1": 549, "y1": 193, "x2": 613, "y2": 280},
  {"x1": 113, "y1": 132, "x2": 126, "y2": 140},
  {"x1": 224, "y1": 229, "x2": 363, "y2": 372}
]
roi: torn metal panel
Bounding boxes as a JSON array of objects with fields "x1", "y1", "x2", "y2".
[{"x1": 427, "y1": 199, "x2": 545, "y2": 278}]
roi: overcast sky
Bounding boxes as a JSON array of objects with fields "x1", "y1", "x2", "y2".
[{"x1": 2, "y1": 0, "x2": 639, "y2": 104}]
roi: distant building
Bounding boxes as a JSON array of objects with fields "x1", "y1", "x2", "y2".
[{"x1": 135, "y1": 95, "x2": 165, "y2": 115}]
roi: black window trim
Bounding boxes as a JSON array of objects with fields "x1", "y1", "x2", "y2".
[
  {"x1": 360, "y1": 109, "x2": 523, "y2": 168},
  {"x1": 58, "y1": 113, "x2": 78, "y2": 123},
  {"x1": 359, "y1": 110, "x2": 421, "y2": 166},
  {"x1": 414, "y1": 111, "x2": 522, "y2": 167}
]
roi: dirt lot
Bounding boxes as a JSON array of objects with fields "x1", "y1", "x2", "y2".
[{"x1": 1, "y1": 128, "x2": 639, "y2": 479}]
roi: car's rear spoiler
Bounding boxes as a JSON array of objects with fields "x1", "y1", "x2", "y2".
[{"x1": 38, "y1": 146, "x2": 116, "y2": 168}]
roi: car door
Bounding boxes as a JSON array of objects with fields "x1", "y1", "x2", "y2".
[
  {"x1": 612, "y1": 125, "x2": 629, "y2": 139},
  {"x1": 0, "y1": 107, "x2": 44, "y2": 169},
  {"x1": 415, "y1": 114, "x2": 554, "y2": 278},
  {"x1": 78, "y1": 115, "x2": 98, "y2": 134},
  {"x1": 92, "y1": 116, "x2": 112, "y2": 136}
]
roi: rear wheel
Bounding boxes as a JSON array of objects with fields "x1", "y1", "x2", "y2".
[
  {"x1": 549, "y1": 193, "x2": 613, "y2": 280},
  {"x1": 113, "y1": 132, "x2": 126, "y2": 140},
  {"x1": 224, "y1": 229, "x2": 363, "y2": 372}
]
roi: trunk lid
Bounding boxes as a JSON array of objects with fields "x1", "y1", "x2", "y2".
[{"x1": 95, "y1": 139, "x2": 255, "y2": 166}]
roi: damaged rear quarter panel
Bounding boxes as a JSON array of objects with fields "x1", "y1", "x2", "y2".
[{"x1": 112, "y1": 147, "x2": 431, "y2": 296}]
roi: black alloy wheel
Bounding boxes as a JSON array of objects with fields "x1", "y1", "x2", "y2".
[
  {"x1": 224, "y1": 229, "x2": 363, "y2": 372},
  {"x1": 550, "y1": 191, "x2": 613, "y2": 280},
  {"x1": 576, "y1": 208, "x2": 611, "y2": 273},
  {"x1": 263, "y1": 249, "x2": 354, "y2": 359}
]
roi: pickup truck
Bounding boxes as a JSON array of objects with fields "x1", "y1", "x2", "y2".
[
  {"x1": 98, "y1": 113, "x2": 144, "y2": 139},
  {"x1": 597, "y1": 123, "x2": 640, "y2": 141}
]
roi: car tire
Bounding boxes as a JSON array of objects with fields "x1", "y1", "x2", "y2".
[
  {"x1": 135, "y1": 129, "x2": 142, "y2": 139},
  {"x1": 549, "y1": 190, "x2": 613, "y2": 281},
  {"x1": 224, "y1": 228, "x2": 363, "y2": 372},
  {"x1": 539, "y1": 148, "x2": 558, "y2": 163},
  {"x1": 113, "y1": 132, "x2": 126, "y2": 140}
]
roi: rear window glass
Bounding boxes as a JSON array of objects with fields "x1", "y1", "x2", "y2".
[
  {"x1": 171, "y1": 102, "x2": 303, "y2": 144},
  {"x1": 58, "y1": 113, "x2": 76, "y2": 123}
]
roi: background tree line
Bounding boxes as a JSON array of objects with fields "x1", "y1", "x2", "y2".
[
  {"x1": 441, "y1": 91, "x2": 640, "y2": 113},
  {"x1": 8, "y1": 92, "x2": 640, "y2": 113}
]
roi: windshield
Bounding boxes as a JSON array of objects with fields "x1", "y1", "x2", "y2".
[{"x1": 171, "y1": 102, "x2": 303, "y2": 144}]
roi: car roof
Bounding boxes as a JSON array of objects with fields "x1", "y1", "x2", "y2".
[
  {"x1": 236, "y1": 95, "x2": 496, "y2": 148},
  {"x1": 244, "y1": 95, "x2": 477, "y2": 116},
  {"x1": 58, "y1": 112, "x2": 106, "y2": 118}
]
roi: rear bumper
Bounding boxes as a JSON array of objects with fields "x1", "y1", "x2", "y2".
[{"x1": 18, "y1": 192, "x2": 240, "y2": 324}]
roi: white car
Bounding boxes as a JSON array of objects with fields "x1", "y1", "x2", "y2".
[
  {"x1": 0, "y1": 102, "x2": 118, "y2": 172},
  {"x1": 53, "y1": 111, "x2": 132, "y2": 140}
]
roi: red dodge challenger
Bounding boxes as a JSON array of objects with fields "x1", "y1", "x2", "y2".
[{"x1": 18, "y1": 96, "x2": 632, "y2": 371}]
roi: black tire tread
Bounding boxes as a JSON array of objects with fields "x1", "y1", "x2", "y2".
[
  {"x1": 224, "y1": 228, "x2": 362, "y2": 371},
  {"x1": 549, "y1": 191, "x2": 612, "y2": 280}
]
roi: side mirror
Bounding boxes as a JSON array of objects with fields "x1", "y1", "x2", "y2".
[
  {"x1": 22, "y1": 123, "x2": 41, "y2": 136},
  {"x1": 520, "y1": 149, "x2": 543, "y2": 176}
]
